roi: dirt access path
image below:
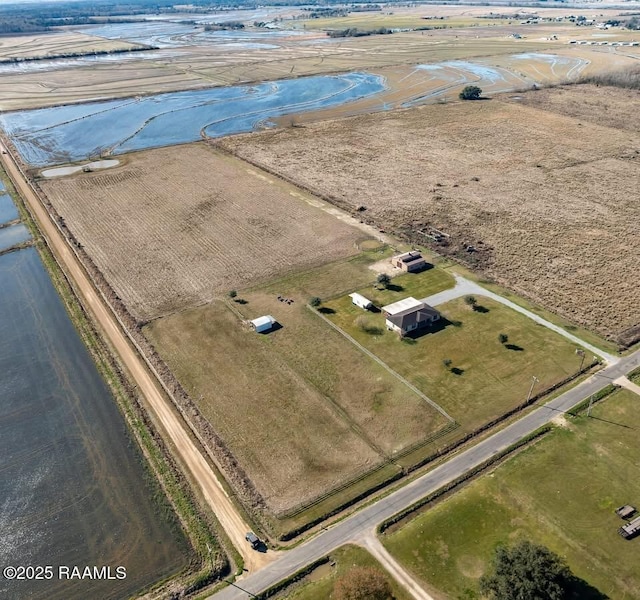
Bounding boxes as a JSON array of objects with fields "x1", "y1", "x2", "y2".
[
  {"x1": 356, "y1": 533, "x2": 435, "y2": 600},
  {"x1": 0, "y1": 142, "x2": 276, "y2": 573}
]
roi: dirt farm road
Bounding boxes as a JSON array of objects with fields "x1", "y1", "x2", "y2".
[{"x1": 0, "y1": 144, "x2": 276, "y2": 573}]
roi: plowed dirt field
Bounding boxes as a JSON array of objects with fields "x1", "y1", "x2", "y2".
[{"x1": 40, "y1": 144, "x2": 364, "y2": 321}]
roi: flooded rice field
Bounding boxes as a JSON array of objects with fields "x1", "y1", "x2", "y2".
[
  {"x1": 0, "y1": 72, "x2": 386, "y2": 166},
  {"x1": 0, "y1": 186, "x2": 190, "y2": 599},
  {"x1": 0, "y1": 193, "x2": 18, "y2": 223},
  {"x1": 0, "y1": 50, "x2": 172, "y2": 75},
  {"x1": 0, "y1": 222, "x2": 30, "y2": 251},
  {"x1": 77, "y1": 19, "x2": 314, "y2": 49},
  {"x1": 400, "y1": 53, "x2": 589, "y2": 106},
  {"x1": 0, "y1": 51, "x2": 593, "y2": 167}
]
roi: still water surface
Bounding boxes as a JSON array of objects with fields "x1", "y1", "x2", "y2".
[
  {"x1": 0, "y1": 189, "x2": 190, "y2": 599},
  {"x1": 0, "y1": 72, "x2": 386, "y2": 166}
]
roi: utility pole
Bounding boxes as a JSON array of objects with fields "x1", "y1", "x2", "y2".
[
  {"x1": 526, "y1": 375, "x2": 539, "y2": 403},
  {"x1": 576, "y1": 348, "x2": 585, "y2": 372},
  {"x1": 587, "y1": 394, "x2": 596, "y2": 417}
]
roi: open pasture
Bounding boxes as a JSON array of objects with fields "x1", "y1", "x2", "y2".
[
  {"x1": 145, "y1": 300, "x2": 385, "y2": 516},
  {"x1": 39, "y1": 144, "x2": 364, "y2": 322},
  {"x1": 297, "y1": 13, "x2": 507, "y2": 31},
  {"x1": 221, "y1": 84, "x2": 640, "y2": 344},
  {"x1": 382, "y1": 389, "x2": 640, "y2": 599},
  {"x1": 144, "y1": 252, "x2": 451, "y2": 515}
]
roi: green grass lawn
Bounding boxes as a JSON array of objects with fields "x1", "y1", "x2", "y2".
[
  {"x1": 444, "y1": 262, "x2": 619, "y2": 355},
  {"x1": 381, "y1": 389, "x2": 640, "y2": 600},
  {"x1": 244, "y1": 245, "x2": 394, "y2": 301},
  {"x1": 323, "y1": 294, "x2": 589, "y2": 432},
  {"x1": 145, "y1": 251, "x2": 456, "y2": 530},
  {"x1": 359, "y1": 267, "x2": 455, "y2": 307},
  {"x1": 277, "y1": 545, "x2": 412, "y2": 600}
]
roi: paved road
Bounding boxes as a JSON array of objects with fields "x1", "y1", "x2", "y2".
[
  {"x1": 0, "y1": 143, "x2": 276, "y2": 573},
  {"x1": 212, "y1": 349, "x2": 640, "y2": 599},
  {"x1": 421, "y1": 274, "x2": 619, "y2": 364}
]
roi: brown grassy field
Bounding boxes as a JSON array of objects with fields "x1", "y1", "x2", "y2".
[
  {"x1": 0, "y1": 31, "x2": 139, "y2": 60},
  {"x1": 40, "y1": 144, "x2": 365, "y2": 321},
  {"x1": 144, "y1": 252, "x2": 451, "y2": 514},
  {"x1": 220, "y1": 84, "x2": 640, "y2": 345},
  {"x1": 145, "y1": 300, "x2": 383, "y2": 515}
]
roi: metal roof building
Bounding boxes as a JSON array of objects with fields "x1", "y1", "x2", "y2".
[
  {"x1": 349, "y1": 293, "x2": 373, "y2": 310},
  {"x1": 250, "y1": 315, "x2": 277, "y2": 333},
  {"x1": 382, "y1": 297, "x2": 424, "y2": 316}
]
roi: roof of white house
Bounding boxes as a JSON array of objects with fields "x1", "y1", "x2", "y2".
[
  {"x1": 349, "y1": 293, "x2": 372, "y2": 305},
  {"x1": 250, "y1": 315, "x2": 276, "y2": 328},
  {"x1": 382, "y1": 297, "x2": 424, "y2": 316}
]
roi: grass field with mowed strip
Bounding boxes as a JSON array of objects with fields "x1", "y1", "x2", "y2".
[
  {"x1": 381, "y1": 389, "x2": 640, "y2": 599},
  {"x1": 324, "y1": 288, "x2": 589, "y2": 431},
  {"x1": 144, "y1": 251, "x2": 454, "y2": 521}
]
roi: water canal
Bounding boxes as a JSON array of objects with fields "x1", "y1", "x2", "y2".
[{"x1": 0, "y1": 177, "x2": 191, "y2": 599}]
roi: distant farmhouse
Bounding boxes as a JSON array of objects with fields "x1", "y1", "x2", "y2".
[
  {"x1": 391, "y1": 251, "x2": 427, "y2": 273},
  {"x1": 382, "y1": 297, "x2": 440, "y2": 336}
]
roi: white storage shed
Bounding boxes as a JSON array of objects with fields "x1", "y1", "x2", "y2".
[
  {"x1": 250, "y1": 315, "x2": 277, "y2": 333},
  {"x1": 349, "y1": 293, "x2": 373, "y2": 310}
]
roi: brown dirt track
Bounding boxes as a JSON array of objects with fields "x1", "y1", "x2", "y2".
[
  {"x1": 0, "y1": 142, "x2": 273, "y2": 573},
  {"x1": 39, "y1": 144, "x2": 364, "y2": 322},
  {"x1": 220, "y1": 84, "x2": 640, "y2": 345}
]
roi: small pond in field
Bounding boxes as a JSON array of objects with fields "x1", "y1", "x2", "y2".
[{"x1": 41, "y1": 159, "x2": 120, "y2": 178}]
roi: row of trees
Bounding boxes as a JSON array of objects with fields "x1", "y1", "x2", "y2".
[
  {"x1": 204, "y1": 21, "x2": 245, "y2": 30},
  {"x1": 328, "y1": 26, "x2": 393, "y2": 38}
]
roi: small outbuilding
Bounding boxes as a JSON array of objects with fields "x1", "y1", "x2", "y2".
[
  {"x1": 392, "y1": 251, "x2": 427, "y2": 273},
  {"x1": 250, "y1": 315, "x2": 277, "y2": 333},
  {"x1": 616, "y1": 505, "x2": 637, "y2": 520},
  {"x1": 349, "y1": 293, "x2": 373, "y2": 310}
]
